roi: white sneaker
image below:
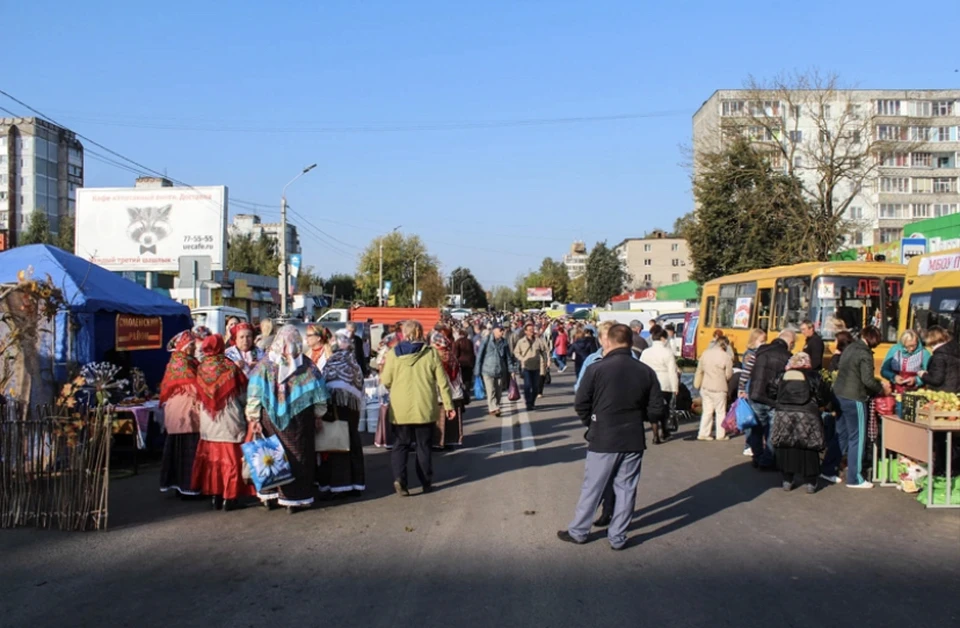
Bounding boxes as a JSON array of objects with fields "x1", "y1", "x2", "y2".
[
  {"x1": 820, "y1": 473, "x2": 842, "y2": 484},
  {"x1": 742, "y1": 447, "x2": 752, "y2": 457},
  {"x1": 846, "y1": 481, "x2": 874, "y2": 490}
]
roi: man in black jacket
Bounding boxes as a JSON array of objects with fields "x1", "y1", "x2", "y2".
[
  {"x1": 747, "y1": 329, "x2": 796, "y2": 469},
  {"x1": 558, "y1": 324, "x2": 665, "y2": 551},
  {"x1": 800, "y1": 320, "x2": 825, "y2": 371}
]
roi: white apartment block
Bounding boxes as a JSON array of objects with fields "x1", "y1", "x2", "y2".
[
  {"x1": 693, "y1": 89, "x2": 960, "y2": 248},
  {"x1": 229, "y1": 213, "x2": 301, "y2": 256},
  {"x1": 614, "y1": 230, "x2": 692, "y2": 289},
  {"x1": 562, "y1": 240, "x2": 588, "y2": 279}
]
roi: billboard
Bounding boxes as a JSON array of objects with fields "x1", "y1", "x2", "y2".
[
  {"x1": 526, "y1": 287, "x2": 553, "y2": 302},
  {"x1": 75, "y1": 186, "x2": 227, "y2": 271}
]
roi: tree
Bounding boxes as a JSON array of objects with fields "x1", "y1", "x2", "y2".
[
  {"x1": 416, "y1": 268, "x2": 447, "y2": 308},
  {"x1": 490, "y1": 285, "x2": 520, "y2": 311},
  {"x1": 294, "y1": 265, "x2": 321, "y2": 293},
  {"x1": 324, "y1": 273, "x2": 357, "y2": 304},
  {"x1": 584, "y1": 241, "x2": 629, "y2": 306},
  {"x1": 57, "y1": 215, "x2": 75, "y2": 253},
  {"x1": 226, "y1": 233, "x2": 282, "y2": 276},
  {"x1": 19, "y1": 211, "x2": 52, "y2": 246},
  {"x1": 537, "y1": 257, "x2": 569, "y2": 303},
  {"x1": 567, "y1": 274, "x2": 587, "y2": 303},
  {"x1": 356, "y1": 232, "x2": 439, "y2": 306},
  {"x1": 732, "y1": 70, "x2": 914, "y2": 258},
  {"x1": 448, "y1": 267, "x2": 488, "y2": 309},
  {"x1": 684, "y1": 136, "x2": 812, "y2": 284}
]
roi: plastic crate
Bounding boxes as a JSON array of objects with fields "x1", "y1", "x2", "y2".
[{"x1": 901, "y1": 393, "x2": 925, "y2": 423}]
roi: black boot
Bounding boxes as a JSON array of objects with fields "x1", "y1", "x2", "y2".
[
  {"x1": 261, "y1": 499, "x2": 278, "y2": 511},
  {"x1": 211, "y1": 496, "x2": 224, "y2": 510},
  {"x1": 660, "y1": 418, "x2": 671, "y2": 442},
  {"x1": 222, "y1": 499, "x2": 241, "y2": 512}
]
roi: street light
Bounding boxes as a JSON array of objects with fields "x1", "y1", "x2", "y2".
[
  {"x1": 378, "y1": 225, "x2": 402, "y2": 307},
  {"x1": 280, "y1": 163, "x2": 317, "y2": 317},
  {"x1": 412, "y1": 252, "x2": 423, "y2": 308}
]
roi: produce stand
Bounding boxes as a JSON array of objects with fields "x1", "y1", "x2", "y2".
[{"x1": 878, "y1": 414, "x2": 958, "y2": 509}]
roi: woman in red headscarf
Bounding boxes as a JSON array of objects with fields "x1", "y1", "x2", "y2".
[
  {"x1": 191, "y1": 334, "x2": 253, "y2": 511},
  {"x1": 431, "y1": 328, "x2": 465, "y2": 448},
  {"x1": 159, "y1": 330, "x2": 202, "y2": 498}
]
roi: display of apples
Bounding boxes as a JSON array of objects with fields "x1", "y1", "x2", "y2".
[{"x1": 914, "y1": 390, "x2": 960, "y2": 415}]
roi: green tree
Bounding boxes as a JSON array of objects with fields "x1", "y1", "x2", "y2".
[
  {"x1": 584, "y1": 241, "x2": 629, "y2": 306},
  {"x1": 356, "y1": 232, "x2": 439, "y2": 306},
  {"x1": 324, "y1": 273, "x2": 357, "y2": 304},
  {"x1": 449, "y1": 267, "x2": 488, "y2": 309},
  {"x1": 57, "y1": 215, "x2": 75, "y2": 252},
  {"x1": 295, "y1": 265, "x2": 321, "y2": 293},
  {"x1": 490, "y1": 285, "x2": 520, "y2": 311},
  {"x1": 226, "y1": 233, "x2": 282, "y2": 276},
  {"x1": 567, "y1": 274, "x2": 587, "y2": 303},
  {"x1": 685, "y1": 136, "x2": 812, "y2": 284},
  {"x1": 19, "y1": 211, "x2": 52, "y2": 246},
  {"x1": 537, "y1": 257, "x2": 569, "y2": 303}
]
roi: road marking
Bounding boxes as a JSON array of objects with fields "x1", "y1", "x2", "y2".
[
  {"x1": 500, "y1": 413, "x2": 515, "y2": 452},
  {"x1": 516, "y1": 407, "x2": 537, "y2": 452}
]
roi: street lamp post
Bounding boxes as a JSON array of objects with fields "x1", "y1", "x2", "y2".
[
  {"x1": 280, "y1": 163, "x2": 317, "y2": 317},
  {"x1": 378, "y1": 225, "x2": 402, "y2": 307}
]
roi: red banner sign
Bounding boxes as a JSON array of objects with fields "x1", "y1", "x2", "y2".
[{"x1": 116, "y1": 314, "x2": 163, "y2": 351}]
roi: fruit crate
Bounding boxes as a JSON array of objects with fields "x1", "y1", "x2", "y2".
[
  {"x1": 915, "y1": 407, "x2": 960, "y2": 428},
  {"x1": 901, "y1": 393, "x2": 926, "y2": 423}
]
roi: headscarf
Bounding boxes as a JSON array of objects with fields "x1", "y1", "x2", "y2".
[
  {"x1": 786, "y1": 352, "x2": 812, "y2": 371},
  {"x1": 196, "y1": 334, "x2": 247, "y2": 417},
  {"x1": 432, "y1": 331, "x2": 460, "y2": 382},
  {"x1": 247, "y1": 325, "x2": 329, "y2": 431},
  {"x1": 160, "y1": 331, "x2": 198, "y2": 404},
  {"x1": 322, "y1": 329, "x2": 364, "y2": 411}
]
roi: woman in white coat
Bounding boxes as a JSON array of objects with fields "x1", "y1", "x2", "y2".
[{"x1": 640, "y1": 325, "x2": 680, "y2": 443}]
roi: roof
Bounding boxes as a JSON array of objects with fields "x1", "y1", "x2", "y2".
[
  {"x1": 655, "y1": 280, "x2": 699, "y2": 301},
  {"x1": 702, "y1": 260, "x2": 907, "y2": 287},
  {"x1": 0, "y1": 244, "x2": 191, "y2": 316}
]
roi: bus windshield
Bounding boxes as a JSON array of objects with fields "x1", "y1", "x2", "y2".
[
  {"x1": 911, "y1": 288, "x2": 960, "y2": 340},
  {"x1": 811, "y1": 276, "x2": 902, "y2": 342}
]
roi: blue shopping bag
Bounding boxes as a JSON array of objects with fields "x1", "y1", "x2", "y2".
[
  {"x1": 736, "y1": 398, "x2": 758, "y2": 430},
  {"x1": 474, "y1": 375, "x2": 486, "y2": 399},
  {"x1": 241, "y1": 434, "x2": 295, "y2": 493}
]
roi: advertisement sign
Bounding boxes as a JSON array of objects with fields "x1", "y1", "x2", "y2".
[
  {"x1": 288, "y1": 254, "x2": 302, "y2": 278},
  {"x1": 115, "y1": 314, "x2": 163, "y2": 351},
  {"x1": 918, "y1": 252, "x2": 960, "y2": 275},
  {"x1": 75, "y1": 186, "x2": 227, "y2": 271},
  {"x1": 526, "y1": 287, "x2": 554, "y2": 302},
  {"x1": 733, "y1": 297, "x2": 752, "y2": 329},
  {"x1": 901, "y1": 237, "x2": 927, "y2": 264},
  {"x1": 381, "y1": 280, "x2": 392, "y2": 298}
]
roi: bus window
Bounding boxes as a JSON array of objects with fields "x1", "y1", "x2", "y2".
[
  {"x1": 774, "y1": 276, "x2": 811, "y2": 330},
  {"x1": 756, "y1": 288, "x2": 772, "y2": 331},
  {"x1": 733, "y1": 282, "x2": 756, "y2": 329},
  {"x1": 717, "y1": 285, "x2": 737, "y2": 327},
  {"x1": 705, "y1": 296, "x2": 716, "y2": 327},
  {"x1": 931, "y1": 288, "x2": 960, "y2": 340},
  {"x1": 884, "y1": 277, "x2": 904, "y2": 343},
  {"x1": 909, "y1": 293, "x2": 934, "y2": 332},
  {"x1": 812, "y1": 276, "x2": 887, "y2": 340}
]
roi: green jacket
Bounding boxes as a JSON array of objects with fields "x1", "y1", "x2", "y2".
[
  {"x1": 832, "y1": 340, "x2": 884, "y2": 402},
  {"x1": 381, "y1": 343, "x2": 454, "y2": 425}
]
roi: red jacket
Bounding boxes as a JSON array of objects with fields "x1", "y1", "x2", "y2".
[{"x1": 554, "y1": 332, "x2": 569, "y2": 356}]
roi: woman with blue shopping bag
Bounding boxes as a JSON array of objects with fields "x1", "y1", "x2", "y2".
[{"x1": 246, "y1": 325, "x2": 330, "y2": 514}]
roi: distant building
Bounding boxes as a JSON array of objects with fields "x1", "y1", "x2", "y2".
[
  {"x1": 562, "y1": 241, "x2": 588, "y2": 279},
  {"x1": 613, "y1": 230, "x2": 692, "y2": 289},
  {"x1": 0, "y1": 117, "x2": 83, "y2": 248},
  {"x1": 229, "y1": 213, "x2": 301, "y2": 256}
]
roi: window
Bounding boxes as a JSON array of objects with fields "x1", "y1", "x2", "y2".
[
  {"x1": 671, "y1": 273, "x2": 680, "y2": 283},
  {"x1": 851, "y1": 231, "x2": 864, "y2": 245},
  {"x1": 933, "y1": 204, "x2": 958, "y2": 217},
  {"x1": 913, "y1": 101, "x2": 932, "y2": 117},
  {"x1": 671, "y1": 243, "x2": 679, "y2": 251},
  {"x1": 911, "y1": 126, "x2": 932, "y2": 141},
  {"x1": 643, "y1": 259, "x2": 652, "y2": 266},
  {"x1": 643, "y1": 243, "x2": 651, "y2": 252},
  {"x1": 913, "y1": 178, "x2": 933, "y2": 194},
  {"x1": 934, "y1": 177, "x2": 957, "y2": 193},
  {"x1": 878, "y1": 125, "x2": 904, "y2": 141},
  {"x1": 852, "y1": 130, "x2": 862, "y2": 143},
  {"x1": 774, "y1": 276, "x2": 811, "y2": 331},
  {"x1": 705, "y1": 296, "x2": 716, "y2": 327},
  {"x1": 749, "y1": 100, "x2": 781, "y2": 116},
  {"x1": 721, "y1": 100, "x2": 744, "y2": 116},
  {"x1": 811, "y1": 276, "x2": 902, "y2": 343},
  {"x1": 937, "y1": 156, "x2": 951, "y2": 169},
  {"x1": 794, "y1": 156, "x2": 803, "y2": 168},
  {"x1": 913, "y1": 204, "x2": 931, "y2": 218},
  {"x1": 876, "y1": 100, "x2": 901, "y2": 115},
  {"x1": 879, "y1": 152, "x2": 908, "y2": 167},
  {"x1": 879, "y1": 204, "x2": 905, "y2": 218},
  {"x1": 937, "y1": 126, "x2": 953, "y2": 142},
  {"x1": 934, "y1": 101, "x2": 954, "y2": 117},
  {"x1": 788, "y1": 130, "x2": 803, "y2": 143},
  {"x1": 880, "y1": 177, "x2": 909, "y2": 193},
  {"x1": 847, "y1": 206, "x2": 863, "y2": 220},
  {"x1": 822, "y1": 104, "x2": 831, "y2": 119},
  {"x1": 912, "y1": 152, "x2": 933, "y2": 167},
  {"x1": 847, "y1": 103, "x2": 864, "y2": 119},
  {"x1": 820, "y1": 130, "x2": 832, "y2": 142},
  {"x1": 716, "y1": 283, "x2": 756, "y2": 328},
  {"x1": 879, "y1": 228, "x2": 901, "y2": 244},
  {"x1": 671, "y1": 259, "x2": 682, "y2": 267},
  {"x1": 643, "y1": 274, "x2": 652, "y2": 282}
]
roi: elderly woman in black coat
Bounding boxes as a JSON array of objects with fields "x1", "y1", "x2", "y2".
[{"x1": 771, "y1": 352, "x2": 830, "y2": 494}]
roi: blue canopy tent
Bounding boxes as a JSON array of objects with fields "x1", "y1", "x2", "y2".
[{"x1": 0, "y1": 245, "x2": 191, "y2": 389}]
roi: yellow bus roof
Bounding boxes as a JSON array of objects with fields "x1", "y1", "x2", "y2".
[{"x1": 702, "y1": 260, "x2": 907, "y2": 288}]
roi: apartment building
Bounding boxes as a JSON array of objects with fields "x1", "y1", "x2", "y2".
[
  {"x1": 614, "y1": 230, "x2": 692, "y2": 289},
  {"x1": 693, "y1": 90, "x2": 960, "y2": 247},
  {"x1": 229, "y1": 213, "x2": 301, "y2": 256},
  {"x1": 0, "y1": 117, "x2": 83, "y2": 249},
  {"x1": 562, "y1": 240, "x2": 588, "y2": 279}
]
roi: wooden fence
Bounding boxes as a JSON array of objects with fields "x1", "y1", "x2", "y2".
[{"x1": 0, "y1": 399, "x2": 111, "y2": 531}]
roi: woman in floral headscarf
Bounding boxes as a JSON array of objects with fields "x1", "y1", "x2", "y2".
[
  {"x1": 432, "y1": 328, "x2": 465, "y2": 448},
  {"x1": 159, "y1": 330, "x2": 202, "y2": 498},
  {"x1": 770, "y1": 352, "x2": 829, "y2": 494},
  {"x1": 246, "y1": 325, "x2": 329, "y2": 513},
  {"x1": 191, "y1": 334, "x2": 252, "y2": 511},
  {"x1": 317, "y1": 329, "x2": 366, "y2": 497}
]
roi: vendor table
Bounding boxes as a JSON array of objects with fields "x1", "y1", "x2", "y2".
[{"x1": 878, "y1": 414, "x2": 958, "y2": 509}]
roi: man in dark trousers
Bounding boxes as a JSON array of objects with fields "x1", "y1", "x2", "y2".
[
  {"x1": 799, "y1": 320, "x2": 825, "y2": 371},
  {"x1": 558, "y1": 324, "x2": 666, "y2": 551}
]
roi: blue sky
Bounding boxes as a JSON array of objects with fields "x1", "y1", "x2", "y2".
[{"x1": 4, "y1": 1, "x2": 957, "y2": 287}]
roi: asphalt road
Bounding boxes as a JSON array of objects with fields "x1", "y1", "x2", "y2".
[{"x1": 2, "y1": 370, "x2": 959, "y2": 628}]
